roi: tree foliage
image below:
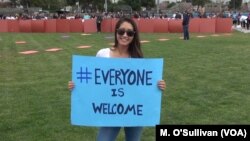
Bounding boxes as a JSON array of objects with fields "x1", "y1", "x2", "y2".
[
  {"x1": 191, "y1": 0, "x2": 211, "y2": 10},
  {"x1": 15, "y1": 0, "x2": 67, "y2": 10},
  {"x1": 141, "y1": 0, "x2": 155, "y2": 9},
  {"x1": 118, "y1": 0, "x2": 140, "y2": 11},
  {"x1": 117, "y1": 0, "x2": 155, "y2": 11},
  {"x1": 10, "y1": 0, "x2": 156, "y2": 11},
  {"x1": 66, "y1": 0, "x2": 77, "y2": 5},
  {"x1": 192, "y1": 0, "x2": 211, "y2": 7},
  {"x1": 228, "y1": 0, "x2": 242, "y2": 10}
]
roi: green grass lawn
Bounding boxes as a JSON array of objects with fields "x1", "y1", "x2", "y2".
[{"x1": 0, "y1": 31, "x2": 250, "y2": 141}]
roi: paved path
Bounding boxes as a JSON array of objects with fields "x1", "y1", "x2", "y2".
[{"x1": 232, "y1": 26, "x2": 250, "y2": 33}]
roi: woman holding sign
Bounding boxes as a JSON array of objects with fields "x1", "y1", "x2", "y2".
[{"x1": 68, "y1": 17, "x2": 166, "y2": 141}]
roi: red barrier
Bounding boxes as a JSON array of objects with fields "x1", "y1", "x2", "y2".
[
  {"x1": 1, "y1": 19, "x2": 232, "y2": 33},
  {"x1": 199, "y1": 19, "x2": 216, "y2": 33},
  {"x1": 138, "y1": 19, "x2": 154, "y2": 33},
  {"x1": 56, "y1": 19, "x2": 70, "y2": 32},
  {"x1": 111, "y1": 19, "x2": 118, "y2": 32},
  {"x1": 189, "y1": 18, "x2": 200, "y2": 33},
  {"x1": 133, "y1": 19, "x2": 140, "y2": 31},
  {"x1": 31, "y1": 20, "x2": 45, "y2": 32},
  {"x1": 0, "y1": 20, "x2": 8, "y2": 32},
  {"x1": 153, "y1": 19, "x2": 169, "y2": 33},
  {"x1": 45, "y1": 20, "x2": 56, "y2": 33},
  {"x1": 216, "y1": 18, "x2": 232, "y2": 33},
  {"x1": 8, "y1": 20, "x2": 20, "y2": 32},
  {"x1": 101, "y1": 19, "x2": 112, "y2": 32},
  {"x1": 168, "y1": 20, "x2": 182, "y2": 33},
  {"x1": 70, "y1": 19, "x2": 83, "y2": 32},
  {"x1": 84, "y1": 19, "x2": 97, "y2": 33},
  {"x1": 19, "y1": 20, "x2": 32, "y2": 32}
]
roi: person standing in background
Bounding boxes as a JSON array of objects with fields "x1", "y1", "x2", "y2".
[
  {"x1": 182, "y1": 11, "x2": 190, "y2": 40},
  {"x1": 232, "y1": 11, "x2": 237, "y2": 27},
  {"x1": 247, "y1": 12, "x2": 250, "y2": 30},
  {"x1": 96, "y1": 13, "x2": 103, "y2": 33}
]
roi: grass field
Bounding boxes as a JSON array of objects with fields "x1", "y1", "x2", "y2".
[{"x1": 0, "y1": 31, "x2": 250, "y2": 141}]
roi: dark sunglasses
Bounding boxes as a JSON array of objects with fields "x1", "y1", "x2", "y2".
[{"x1": 116, "y1": 28, "x2": 135, "y2": 37}]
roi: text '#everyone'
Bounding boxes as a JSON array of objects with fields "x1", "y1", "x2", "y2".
[{"x1": 95, "y1": 68, "x2": 153, "y2": 86}]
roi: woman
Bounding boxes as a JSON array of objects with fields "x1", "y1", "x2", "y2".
[{"x1": 68, "y1": 17, "x2": 166, "y2": 141}]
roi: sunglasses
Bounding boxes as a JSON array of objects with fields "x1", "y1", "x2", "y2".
[{"x1": 116, "y1": 28, "x2": 135, "y2": 37}]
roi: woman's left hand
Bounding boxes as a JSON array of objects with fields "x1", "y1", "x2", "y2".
[{"x1": 157, "y1": 80, "x2": 166, "y2": 91}]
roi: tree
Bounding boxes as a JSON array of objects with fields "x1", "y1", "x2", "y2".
[
  {"x1": 167, "y1": 2, "x2": 176, "y2": 9},
  {"x1": 228, "y1": 0, "x2": 242, "y2": 10},
  {"x1": 119, "y1": 0, "x2": 140, "y2": 11},
  {"x1": 92, "y1": 0, "x2": 107, "y2": 12},
  {"x1": 192, "y1": 0, "x2": 211, "y2": 10},
  {"x1": 66, "y1": 0, "x2": 77, "y2": 5},
  {"x1": 192, "y1": 0, "x2": 211, "y2": 11},
  {"x1": 10, "y1": 0, "x2": 17, "y2": 7},
  {"x1": 192, "y1": 0, "x2": 210, "y2": 7},
  {"x1": 141, "y1": 0, "x2": 155, "y2": 10},
  {"x1": 20, "y1": 0, "x2": 32, "y2": 8},
  {"x1": 78, "y1": 0, "x2": 109, "y2": 12},
  {"x1": 18, "y1": 0, "x2": 66, "y2": 10},
  {"x1": 118, "y1": 0, "x2": 155, "y2": 11}
]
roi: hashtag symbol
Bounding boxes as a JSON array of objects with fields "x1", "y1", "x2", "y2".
[{"x1": 76, "y1": 67, "x2": 92, "y2": 83}]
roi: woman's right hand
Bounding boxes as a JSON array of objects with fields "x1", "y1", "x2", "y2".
[{"x1": 68, "y1": 81, "x2": 75, "y2": 90}]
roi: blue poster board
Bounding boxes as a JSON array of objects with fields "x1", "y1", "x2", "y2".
[{"x1": 71, "y1": 55, "x2": 163, "y2": 127}]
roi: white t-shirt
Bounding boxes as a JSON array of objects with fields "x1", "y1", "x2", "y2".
[
  {"x1": 96, "y1": 48, "x2": 111, "y2": 58},
  {"x1": 240, "y1": 15, "x2": 247, "y2": 22}
]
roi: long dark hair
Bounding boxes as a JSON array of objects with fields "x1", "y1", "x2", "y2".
[{"x1": 113, "y1": 17, "x2": 143, "y2": 58}]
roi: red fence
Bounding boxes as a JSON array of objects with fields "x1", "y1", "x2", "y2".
[{"x1": 0, "y1": 18, "x2": 232, "y2": 33}]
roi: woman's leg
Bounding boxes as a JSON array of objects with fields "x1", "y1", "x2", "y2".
[
  {"x1": 124, "y1": 127, "x2": 143, "y2": 141},
  {"x1": 97, "y1": 127, "x2": 121, "y2": 141}
]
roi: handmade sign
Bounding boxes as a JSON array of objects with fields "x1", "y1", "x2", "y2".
[{"x1": 71, "y1": 55, "x2": 163, "y2": 127}]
